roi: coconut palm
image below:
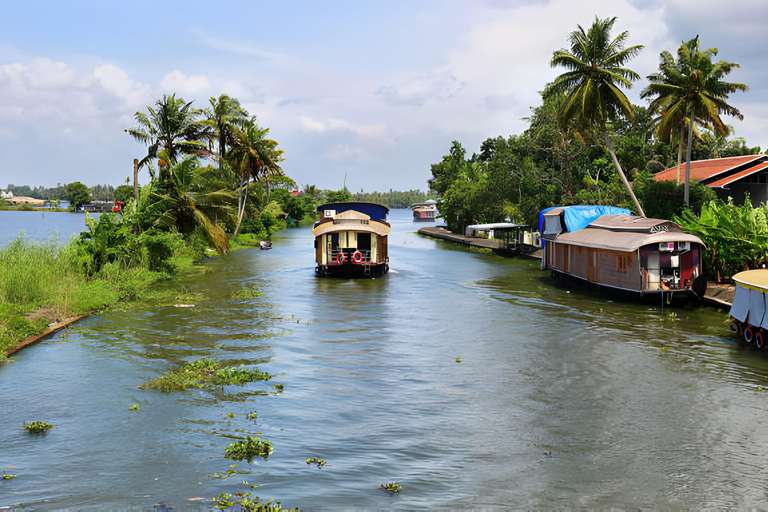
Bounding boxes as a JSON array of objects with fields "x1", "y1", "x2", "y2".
[
  {"x1": 126, "y1": 94, "x2": 208, "y2": 193},
  {"x1": 545, "y1": 16, "x2": 645, "y2": 216},
  {"x1": 642, "y1": 37, "x2": 748, "y2": 205},
  {"x1": 227, "y1": 120, "x2": 284, "y2": 237},
  {"x1": 143, "y1": 153, "x2": 230, "y2": 254},
  {"x1": 202, "y1": 94, "x2": 250, "y2": 173}
]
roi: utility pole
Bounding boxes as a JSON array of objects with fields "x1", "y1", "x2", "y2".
[{"x1": 133, "y1": 158, "x2": 138, "y2": 202}]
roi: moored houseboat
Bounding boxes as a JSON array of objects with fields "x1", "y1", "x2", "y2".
[
  {"x1": 312, "y1": 202, "x2": 391, "y2": 278},
  {"x1": 412, "y1": 201, "x2": 438, "y2": 222},
  {"x1": 728, "y1": 270, "x2": 768, "y2": 348},
  {"x1": 541, "y1": 206, "x2": 707, "y2": 298}
]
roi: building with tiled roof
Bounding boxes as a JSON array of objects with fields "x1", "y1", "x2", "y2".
[{"x1": 654, "y1": 155, "x2": 768, "y2": 205}]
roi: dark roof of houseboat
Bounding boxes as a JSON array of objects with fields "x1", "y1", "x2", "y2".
[
  {"x1": 317, "y1": 201, "x2": 390, "y2": 213},
  {"x1": 552, "y1": 214, "x2": 704, "y2": 252}
]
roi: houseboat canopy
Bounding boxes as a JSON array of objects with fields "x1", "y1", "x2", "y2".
[
  {"x1": 551, "y1": 214, "x2": 705, "y2": 252},
  {"x1": 311, "y1": 209, "x2": 391, "y2": 237},
  {"x1": 540, "y1": 205, "x2": 631, "y2": 237},
  {"x1": 316, "y1": 201, "x2": 389, "y2": 221},
  {"x1": 730, "y1": 270, "x2": 768, "y2": 328}
]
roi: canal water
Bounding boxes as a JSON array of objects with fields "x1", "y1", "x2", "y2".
[
  {"x1": 0, "y1": 210, "x2": 93, "y2": 246},
  {"x1": 2, "y1": 209, "x2": 768, "y2": 510}
]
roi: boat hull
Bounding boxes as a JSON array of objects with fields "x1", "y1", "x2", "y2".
[{"x1": 315, "y1": 262, "x2": 388, "y2": 279}]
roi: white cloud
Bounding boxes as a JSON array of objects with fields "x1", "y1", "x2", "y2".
[
  {"x1": 159, "y1": 70, "x2": 211, "y2": 96},
  {"x1": 93, "y1": 63, "x2": 152, "y2": 109},
  {"x1": 376, "y1": 71, "x2": 467, "y2": 106}
]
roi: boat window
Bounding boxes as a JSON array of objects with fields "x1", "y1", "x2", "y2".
[{"x1": 617, "y1": 255, "x2": 628, "y2": 272}]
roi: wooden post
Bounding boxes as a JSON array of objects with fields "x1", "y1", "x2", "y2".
[{"x1": 133, "y1": 158, "x2": 138, "y2": 202}]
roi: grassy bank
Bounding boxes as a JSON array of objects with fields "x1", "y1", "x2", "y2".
[{"x1": 0, "y1": 232, "x2": 208, "y2": 363}]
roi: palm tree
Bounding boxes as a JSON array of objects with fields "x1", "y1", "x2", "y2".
[
  {"x1": 202, "y1": 94, "x2": 250, "y2": 173},
  {"x1": 642, "y1": 37, "x2": 748, "y2": 205},
  {"x1": 126, "y1": 94, "x2": 208, "y2": 193},
  {"x1": 143, "y1": 154, "x2": 230, "y2": 254},
  {"x1": 545, "y1": 16, "x2": 645, "y2": 216},
  {"x1": 227, "y1": 120, "x2": 284, "y2": 237}
]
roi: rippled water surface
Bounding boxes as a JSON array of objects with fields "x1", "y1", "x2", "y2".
[
  {"x1": 3, "y1": 209, "x2": 768, "y2": 510},
  {"x1": 0, "y1": 210, "x2": 93, "y2": 246}
]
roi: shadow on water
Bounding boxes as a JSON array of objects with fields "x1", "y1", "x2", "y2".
[{"x1": 6, "y1": 210, "x2": 768, "y2": 509}]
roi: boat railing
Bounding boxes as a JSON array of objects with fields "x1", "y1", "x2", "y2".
[
  {"x1": 327, "y1": 248, "x2": 372, "y2": 263},
  {"x1": 333, "y1": 219, "x2": 370, "y2": 225}
]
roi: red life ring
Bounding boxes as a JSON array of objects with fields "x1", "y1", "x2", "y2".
[
  {"x1": 757, "y1": 330, "x2": 765, "y2": 349},
  {"x1": 745, "y1": 325, "x2": 755, "y2": 343},
  {"x1": 336, "y1": 252, "x2": 346, "y2": 264},
  {"x1": 352, "y1": 251, "x2": 363, "y2": 263}
]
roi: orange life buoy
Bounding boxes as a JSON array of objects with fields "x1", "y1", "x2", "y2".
[
  {"x1": 336, "y1": 252, "x2": 346, "y2": 264},
  {"x1": 757, "y1": 330, "x2": 765, "y2": 349},
  {"x1": 745, "y1": 325, "x2": 755, "y2": 343},
  {"x1": 352, "y1": 251, "x2": 363, "y2": 263}
]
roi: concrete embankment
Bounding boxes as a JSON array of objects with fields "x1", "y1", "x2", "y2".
[
  {"x1": 418, "y1": 225, "x2": 734, "y2": 310},
  {"x1": 6, "y1": 311, "x2": 96, "y2": 357}
]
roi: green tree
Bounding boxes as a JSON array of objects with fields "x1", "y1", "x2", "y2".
[
  {"x1": 126, "y1": 94, "x2": 208, "y2": 193},
  {"x1": 66, "y1": 181, "x2": 90, "y2": 207},
  {"x1": 114, "y1": 185, "x2": 134, "y2": 204},
  {"x1": 227, "y1": 120, "x2": 284, "y2": 237},
  {"x1": 325, "y1": 189, "x2": 352, "y2": 203},
  {"x1": 642, "y1": 37, "x2": 748, "y2": 205},
  {"x1": 203, "y1": 94, "x2": 250, "y2": 172},
  {"x1": 545, "y1": 16, "x2": 646, "y2": 216}
]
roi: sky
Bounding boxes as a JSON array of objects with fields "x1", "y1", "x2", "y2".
[{"x1": 1, "y1": 0, "x2": 767, "y2": 193}]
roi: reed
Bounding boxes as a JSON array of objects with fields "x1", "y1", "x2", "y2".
[{"x1": 0, "y1": 235, "x2": 82, "y2": 308}]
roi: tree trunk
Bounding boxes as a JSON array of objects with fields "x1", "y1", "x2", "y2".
[
  {"x1": 603, "y1": 131, "x2": 645, "y2": 217},
  {"x1": 233, "y1": 176, "x2": 250, "y2": 238},
  {"x1": 676, "y1": 120, "x2": 685, "y2": 184},
  {"x1": 684, "y1": 104, "x2": 695, "y2": 206}
]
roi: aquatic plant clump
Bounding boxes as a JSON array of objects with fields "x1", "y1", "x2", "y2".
[
  {"x1": 24, "y1": 421, "x2": 54, "y2": 433},
  {"x1": 380, "y1": 482, "x2": 402, "y2": 493},
  {"x1": 225, "y1": 436, "x2": 273, "y2": 462},
  {"x1": 213, "y1": 492, "x2": 297, "y2": 512},
  {"x1": 140, "y1": 358, "x2": 273, "y2": 391}
]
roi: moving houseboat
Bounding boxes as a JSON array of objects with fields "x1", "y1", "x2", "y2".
[
  {"x1": 728, "y1": 270, "x2": 768, "y2": 348},
  {"x1": 312, "y1": 202, "x2": 391, "y2": 278},
  {"x1": 541, "y1": 206, "x2": 707, "y2": 298},
  {"x1": 412, "y1": 201, "x2": 438, "y2": 222}
]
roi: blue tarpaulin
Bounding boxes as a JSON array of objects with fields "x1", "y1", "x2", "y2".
[{"x1": 538, "y1": 205, "x2": 632, "y2": 247}]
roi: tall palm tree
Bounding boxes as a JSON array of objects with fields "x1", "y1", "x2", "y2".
[
  {"x1": 202, "y1": 94, "x2": 250, "y2": 173},
  {"x1": 227, "y1": 120, "x2": 284, "y2": 237},
  {"x1": 126, "y1": 94, "x2": 208, "y2": 193},
  {"x1": 642, "y1": 37, "x2": 748, "y2": 205},
  {"x1": 545, "y1": 16, "x2": 645, "y2": 216}
]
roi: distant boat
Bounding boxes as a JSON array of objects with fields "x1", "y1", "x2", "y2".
[
  {"x1": 412, "y1": 201, "x2": 438, "y2": 222},
  {"x1": 540, "y1": 206, "x2": 706, "y2": 298},
  {"x1": 312, "y1": 202, "x2": 391, "y2": 278}
]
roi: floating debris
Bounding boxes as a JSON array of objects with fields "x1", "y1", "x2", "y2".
[
  {"x1": 129, "y1": 404, "x2": 140, "y2": 411},
  {"x1": 24, "y1": 421, "x2": 53, "y2": 433},
  {"x1": 3, "y1": 471, "x2": 17, "y2": 480},
  {"x1": 225, "y1": 436, "x2": 273, "y2": 462},
  {"x1": 455, "y1": 357, "x2": 461, "y2": 363},
  {"x1": 140, "y1": 359, "x2": 273, "y2": 391},
  {"x1": 380, "y1": 482, "x2": 402, "y2": 493},
  {"x1": 306, "y1": 457, "x2": 326, "y2": 468},
  {"x1": 173, "y1": 304, "x2": 195, "y2": 308}
]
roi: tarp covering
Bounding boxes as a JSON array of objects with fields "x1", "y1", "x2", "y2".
[
  {"x1": 538, "y1": 205, "x2": 631, "y2": 247},
  {"x1": 562, "y1": 205, "x2": 631, "y2": 232},
  {"x1": 729, "y1": 284, "x2": 768, "y2": 327}
]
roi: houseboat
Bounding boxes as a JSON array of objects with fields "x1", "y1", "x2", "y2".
[
  {"x1": 412, "y1": 201, "x2": 438, "y2": 222},
  {"x1": 540, "y1": 206, "x2": 707, "y2": 298},
  {"x1": 312, "y1": 202, "x2": 391, "y2": 278},
  {"x1": 728, "y1": 270, "x2": 768, "y2": 348}
]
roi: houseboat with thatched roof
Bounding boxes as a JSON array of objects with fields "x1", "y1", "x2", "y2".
[
  {"x1": 728, "y1": 270, "x2": 768, "y2": 348},
  {"x1": 412, "y1": 201, "x2": 438, "y2": 222},
  {"x1": 541, "y1": 206, "x2": 707, "y2": 298},
  {"x1": 312, "y1": 202, "x2": 390, "y2": 278}
]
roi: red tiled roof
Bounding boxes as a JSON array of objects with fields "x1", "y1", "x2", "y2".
[
  {"x1": 654, "y1": 155, "x2": 766, "y2": 183},
  {"x1": 707, "y1": 162, "x2": 768, "y2": 188}
]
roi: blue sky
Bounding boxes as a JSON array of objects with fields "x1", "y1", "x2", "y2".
[{"x1": 1, "y1": 0, "x2": 767, "y2": 193}]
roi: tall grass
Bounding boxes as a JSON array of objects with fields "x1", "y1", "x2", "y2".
[{"x1": 0, "y1": 235, "x2": 83, "y2": 308}]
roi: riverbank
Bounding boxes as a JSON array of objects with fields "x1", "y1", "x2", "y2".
[{"x1": 418, "y1": 225, "x2": 736, "y2": 309}]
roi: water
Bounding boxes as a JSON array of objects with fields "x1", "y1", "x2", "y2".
[
  {"x1": 2, "y1": 209, "x2": 768, "y2": 509},
  {"x1": 0, "y1": 211, "x2": 94, "y2": 246}
]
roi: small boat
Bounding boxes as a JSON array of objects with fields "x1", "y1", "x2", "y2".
[
  {"x1": 412, "y1": 201, "x2": 438, "y2": 222},
  {"x1": 312, "y1": 201, "x2": 390, "y2": 278},
  {"x1": 540, "y1": 206, "x2": 707, "y2": 298},
  {"x1": 260, "y1": 241, "x2": 272, "y2": 250},
  {"x1": 728, "y1": 270, "x2": 768, "y2": 348}
]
